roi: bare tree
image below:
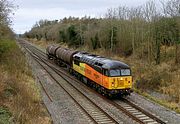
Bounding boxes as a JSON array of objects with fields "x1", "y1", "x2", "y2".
[
  {"x1": 166, "y1": 0, "x2": 180, "y2": 17},
  {"x1": 143, "y1": 0, "x2": 160, "y2": 63},
  {"x1": 162, "y1": 0, "x2": 180, "y2": 63},
  {"x1": 117, "y1": 6, "x2": 129, "y2": 20},
  {"x1": 0, "y1": 0, "x2": 15, "y2": 26}
]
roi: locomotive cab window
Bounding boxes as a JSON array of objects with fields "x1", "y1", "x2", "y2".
[
  {"x1": 109, "y1": 69, "x2": 131, "y2": 77},
  {"x1": 103, "y1": 69, "x2": 109, "y2": 76},
  {"x1": 74, "y1": 56, "x2": 80, "y2": 60},
  {"x1": 109, "y1": 69, "x2": 121, "y2": 76},
  {"x1": 121, "y1": 69, "x2": 131, "y2": 76},
  {"x1": 74, "y1": 59, "x2": 80, "y2": 66}
]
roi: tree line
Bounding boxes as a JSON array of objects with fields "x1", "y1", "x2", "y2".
[{"x1": 24, "y1": 0, "x2": 180, "y2": 64}]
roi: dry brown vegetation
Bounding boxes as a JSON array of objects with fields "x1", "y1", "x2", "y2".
[
  {"x1": 1, "y1": 0, "x2": 51, "y2": 123},
  {"x1": 0, "y1": 39, "x2": 51, "y2": 124},
  {"x1": 24, "y1": 0, "x2": 180, "y2": 113}
]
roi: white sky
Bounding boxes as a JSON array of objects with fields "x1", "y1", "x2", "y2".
[{"x1": 11, "y1": 0, "x2": 150, "y2": 34}]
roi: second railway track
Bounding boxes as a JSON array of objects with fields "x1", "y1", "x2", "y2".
[{"x1": 18, "y1": 39, "x2": 167, "y2": 124}]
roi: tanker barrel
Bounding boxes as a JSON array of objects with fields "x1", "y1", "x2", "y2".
[
  {"x1": 46, "y1": 45, "x2": 53, "y2": 54},
  {"x1": 56, "y1": 47, "x2": 78, "y2": 65},
  {"x1": 47, "y1": 45, "x2": 60, "y2": 56}
]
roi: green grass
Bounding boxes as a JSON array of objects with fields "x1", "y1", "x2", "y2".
[
  {"x1": 0, "y1": 39, "x2": 16, "y2": 57},
  {"x1": 0, "y1": 39, "x2": 31, "y2": 76},
  {"x1": 0, "y1": 39, "x2": 15, "y2": 124},
  {"x1": 0, "y1": 107, "x2": 12, "y2": 124}
]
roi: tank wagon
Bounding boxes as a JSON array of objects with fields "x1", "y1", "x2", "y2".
[
  {"x1": 46, "y1": 45, "x2": 60, "y2": 59},
  {"x1": 56, "y1": 47, "x2": 78, "y2": 65},
  {"x1": 46, "y1": 45, "x2": 133, "y2": 97}
]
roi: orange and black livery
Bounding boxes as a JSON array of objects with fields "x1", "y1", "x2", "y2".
[
  {"x1": 72, "y1": 52, "x2": 132, "y2": 97},
  {"x1": 46, "y1": 45, "x2": 133, "y2": 97}
]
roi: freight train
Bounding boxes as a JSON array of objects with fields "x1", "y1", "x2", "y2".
[{"x1": 46, "y1": 45, "x2": 133, "y2": 97}]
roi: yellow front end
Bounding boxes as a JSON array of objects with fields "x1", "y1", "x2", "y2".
[{"x1": 108, "y1": 76, "x2": 132, "y2": 90}]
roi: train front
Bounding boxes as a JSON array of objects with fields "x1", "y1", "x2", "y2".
[{"x1": 102, "y1": 60, "x2": 133, "y2": 96}]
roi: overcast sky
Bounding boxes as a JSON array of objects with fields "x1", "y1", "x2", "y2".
[{"x1": 12, "y1": 0, "x2": 150, "y2": 34}]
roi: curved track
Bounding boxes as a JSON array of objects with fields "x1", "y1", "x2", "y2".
[
  {"x1": 19, "y1": 40, "x2": 119, "y2": 124},
  {"x1": 18, "y1": 39, "x2": 167, "y2": 124}
]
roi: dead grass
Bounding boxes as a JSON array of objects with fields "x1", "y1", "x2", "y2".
[
  {"x1": 0, "y1": 39, "x2": 51, "y2": 123},
  {"x1": 136, "y1": 90, "x2": 180, "y2": 113},
  {"x1": 129, "y1": 55, "x2": 180, "y2": 112},
  {"x1": 25, "y1": 38, "x2": 55, "y2": 49}
]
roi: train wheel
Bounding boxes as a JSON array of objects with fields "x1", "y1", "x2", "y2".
[
  {"x1": 92, "y1": 83, "x2": 96, "y2": 90},
  {"x1": 78, "y1": 74, "x2": 82, "y2": 81},
  {"x1": 47, "y1": 55, "x2": 50, "y2": 59},
  {"x1": 107, "y1": 93, "x2": 113, "y2": 99},
  {"x1": 68, "y1": 68, "x2": 72, "y2": 74},
  {"x1": 97, "y1": 87, "x2": 102, "y2": 94},
  {"x1": 86, "y1": 81, "x2": 90, "y2": 86}
]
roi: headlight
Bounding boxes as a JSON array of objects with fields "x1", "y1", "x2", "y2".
[{"x1": 112, "y1": 82, "x2": 115, "y2": 87}]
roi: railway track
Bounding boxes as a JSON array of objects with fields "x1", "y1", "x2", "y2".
[
  {"x1": 18, "y1": 39, "x2": 167, "y2": 124},
  {"x1": 115, "y1": 99, "x2": 168, "y2": 124},
  {"x1": 19, "y1": 40, "x2": 119, "y2": 124}
]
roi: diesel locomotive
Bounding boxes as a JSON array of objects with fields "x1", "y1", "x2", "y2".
[{"x1": 46, "y1": 45, "x2": 133, "y2": 97}]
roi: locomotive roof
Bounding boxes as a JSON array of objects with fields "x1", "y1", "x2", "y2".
[
  {"x1": 102, "y1": 60, "x2": 130, "y2": 69},
  {"x1": 74, "y1": 52, "x2": 130, "y2": 69}
]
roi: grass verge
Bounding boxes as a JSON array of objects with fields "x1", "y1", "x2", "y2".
[
  {"x1": 135, "y1": 89, "x2": 180, "y2": 113},
  {"x1": 0, "y1": 39, "x2": 51, "y2": 124}
]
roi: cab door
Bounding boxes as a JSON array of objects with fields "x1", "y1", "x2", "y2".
[{"x1": 102, "y1": 69, "x2": 109, "y2": 89}]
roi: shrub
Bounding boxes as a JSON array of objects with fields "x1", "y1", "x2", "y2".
[
  {"x1": 0, "y1": 107, "x2": 12, "y2": 124},
  {"x1": 0, "y1": 39, "x2": 15, "y2": 58}
]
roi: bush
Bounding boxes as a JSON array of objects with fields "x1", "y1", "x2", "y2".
[
  {"x1": 0, "y1": 39, "x2": 16, "y2": 58},
  {"x1": 135, "y1": 70, "x2": 171, "y2": 91},
  {"x1": 0, "y1": 107, "x2": 12, "y2": 124}
]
